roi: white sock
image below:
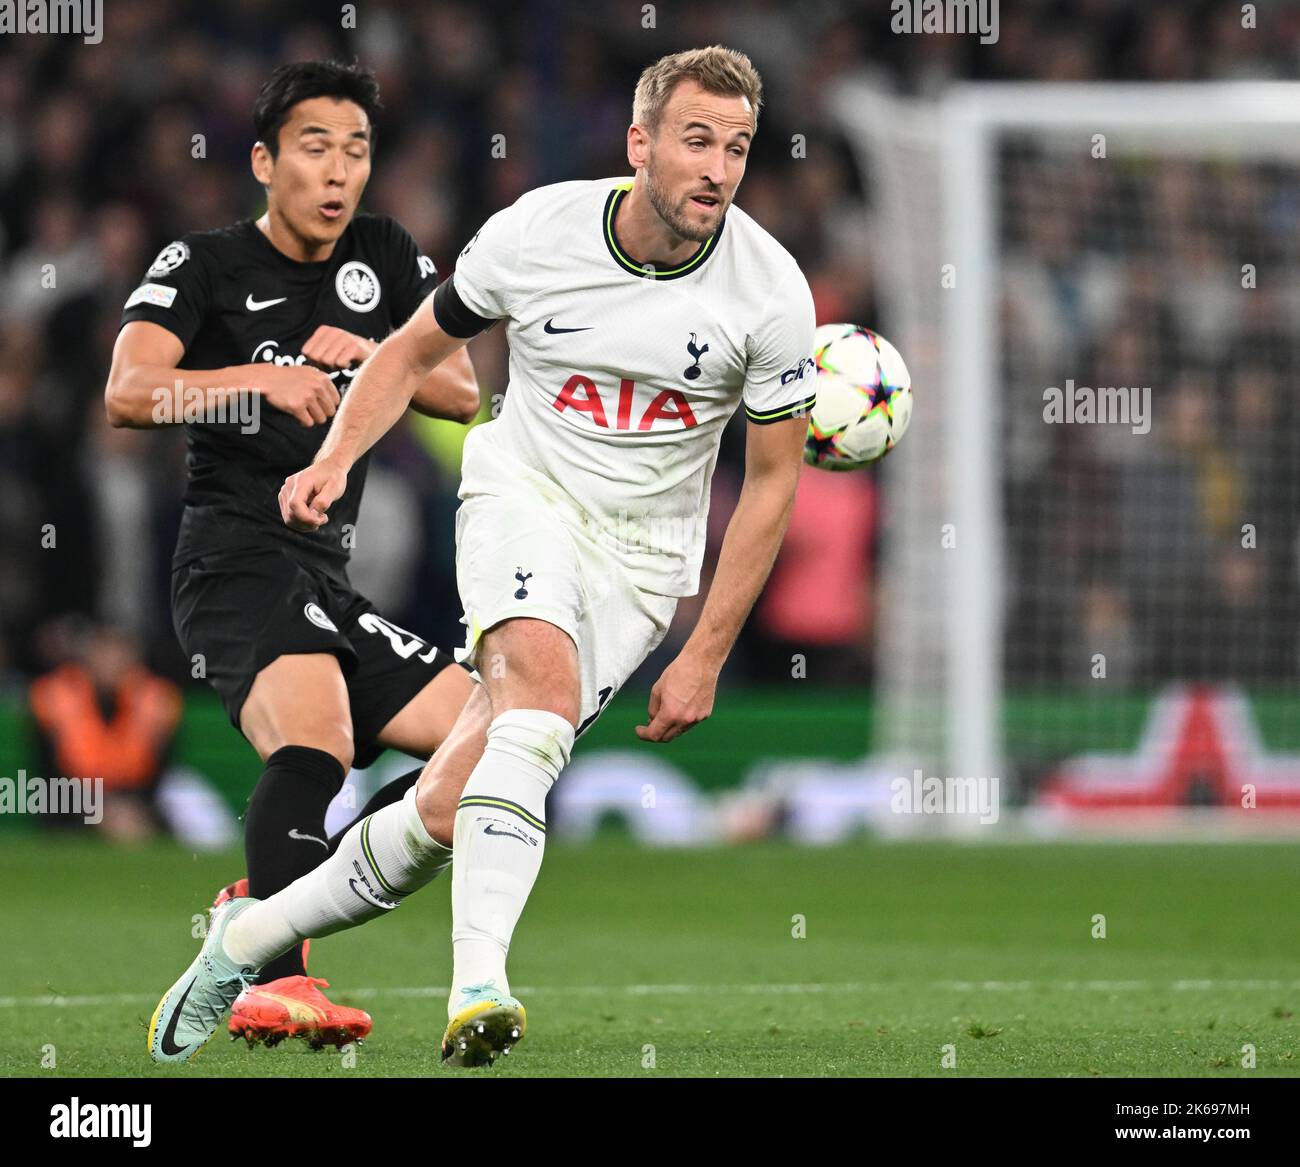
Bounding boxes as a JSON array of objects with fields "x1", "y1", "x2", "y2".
[
  {"x1": 224, "y1": 785, "x2": 451, "y2": 968},
  {"x1": 449, "y1": 709, "x2": 574, "y2": 1008}
]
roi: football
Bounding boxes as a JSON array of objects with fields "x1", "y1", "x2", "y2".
[{"x1": 803, "y1": 324, "x2": 913, "y2": 469}]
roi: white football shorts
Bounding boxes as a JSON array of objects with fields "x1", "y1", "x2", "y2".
[{"x1": 452, "y1": 491, "x2": 679, "y2": 734}]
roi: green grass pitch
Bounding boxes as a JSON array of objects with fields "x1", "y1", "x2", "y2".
[{"x1": 1, "y1": 835, "x2": 1297, "y2": 1077}]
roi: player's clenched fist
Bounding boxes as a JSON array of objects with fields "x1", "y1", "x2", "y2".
[
  {"x1": 253, "y1": 363, "x2": 341, "y2": 427},
  {"x1": 280, "y1": 460, "x2": 349, "y2": 531},
  {"x1": 635, "y1": 653, "x2": 717, "y2": 743},
  {"x1": 301, "y1": 325, "x2": 376, "y2": 372}
]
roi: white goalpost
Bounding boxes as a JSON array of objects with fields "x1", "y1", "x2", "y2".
[{"x1": 834, "y1": 80, "x2": 1300, "y2": 811}]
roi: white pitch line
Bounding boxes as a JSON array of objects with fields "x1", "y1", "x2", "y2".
[
  {"x1": 0, "y1": 991, "x2": 157, "y2": 1008},
  {"x1": 2, "y1": 978, "x2": 1298, "y2": 1009}
]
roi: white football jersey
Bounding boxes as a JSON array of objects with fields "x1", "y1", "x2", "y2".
[{"x1": 450, "y1": 177, "x2": 816, "y2": 597}]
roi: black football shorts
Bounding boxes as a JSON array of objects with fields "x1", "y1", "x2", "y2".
[{"x1": 171, "y1": 544, "x2": 463, "y2": 768}]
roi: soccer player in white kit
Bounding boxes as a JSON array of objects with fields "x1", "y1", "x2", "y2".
[{"x1": 147, "y1": 46, "x2": 817, "y2": 1068}]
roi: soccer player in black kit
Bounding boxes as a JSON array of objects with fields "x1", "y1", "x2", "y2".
[{"x1": 105, "y1": 61, "x2": 480, "y2": 1048}]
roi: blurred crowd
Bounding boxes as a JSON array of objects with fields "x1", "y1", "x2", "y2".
[
  {"x1": 1001, "y1": 146, "x2": 1300, "y2": 686},
  {"x1": 0, "y1": 0, "x2": 1294, "y2": 710}
]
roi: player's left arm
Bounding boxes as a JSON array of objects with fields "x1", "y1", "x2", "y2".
[
  {"x1": 300, "y1": 325, "x2": 479, "y2": 423},
  {"x1": 638, "y1": 264, "x2": 815, "y2": 744},
  {"x1": 295, "y1": 218, "x2": 480, "y2": 424},
  {"x1": 636, "y1": 415, "x2": 805, "y2": 743},
  {"x1": 408, "y1": 345, "x2": 480, "y2": 422}
]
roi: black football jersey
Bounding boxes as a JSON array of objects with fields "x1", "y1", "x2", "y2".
[{"x1": 120, "y1": 215, "x2": 439, "y2": 574}]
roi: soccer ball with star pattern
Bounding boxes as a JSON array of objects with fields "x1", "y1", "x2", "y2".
[{"x1": 802, "y1": 324, "x2": 912, "y2": 470}]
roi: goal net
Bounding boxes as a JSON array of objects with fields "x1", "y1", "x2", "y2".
[{"x1": 834, "y1": 81, "x2": 1300, "y2": 826}]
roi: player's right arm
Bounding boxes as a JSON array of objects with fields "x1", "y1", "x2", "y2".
[
  {"x1": 278, "y1": 296, "x2": 469, "y2": 530},
  {"x1": 105, "y1": 321, "x2": 342, "y2": 429},
  {"x1": 109, "y1": 237, "x2": 341, "y2": 429},
  {"x1": 280, "y1": 197, "x2": 524, "y2": 532}
]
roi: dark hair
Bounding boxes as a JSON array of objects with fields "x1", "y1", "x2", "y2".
[{"x1": 253, "y1": 60, "x2": 382, "y2": 158}]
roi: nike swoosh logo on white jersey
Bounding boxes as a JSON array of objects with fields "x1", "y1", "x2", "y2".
[
  {"x1": 288, "y1": 828, "x2": 328, "y2": 848},
  {"x1": 246, "y1": 294, "x2": 288, "y2": 311}
]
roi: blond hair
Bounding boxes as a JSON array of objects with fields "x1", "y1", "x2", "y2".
[{"x1": 632, "y1": 46, "x2": 763, "y2": 136}]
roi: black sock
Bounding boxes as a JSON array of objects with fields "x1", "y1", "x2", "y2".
[
  {"x1": 326, "y1": 767, "x2": 424, "y2": 857},
  {"x1": 244, "y1": 745, "x2": 345, "y2": 983}
]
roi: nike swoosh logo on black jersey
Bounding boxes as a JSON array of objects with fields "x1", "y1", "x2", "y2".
[
  {"x1": 288, "y1": 828, "x2": 328, "y2": 849},
  {"x1": 246, "y1": 295, "x2": 288, "y2": 311},
  {"x1": 543, "y1": 319, "x2": 593, "y2": 334},
  {"x1": 159, "y1": 977, "x2": 198, "y2": 1057}
]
